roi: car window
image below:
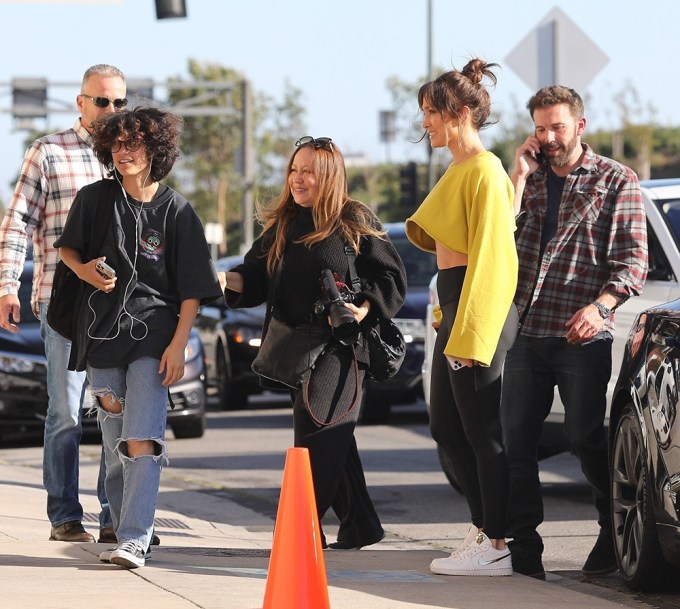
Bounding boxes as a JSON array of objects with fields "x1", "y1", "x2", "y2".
[
  {"x1": 646, "y1": 221, "x2": 675, "y2": 281},
  {"x1": 660, "y1": 199, "x2": 680, "y2": 247},
  {"x1": 390, "y1": 235, "x2": 438, "y2": 287}
]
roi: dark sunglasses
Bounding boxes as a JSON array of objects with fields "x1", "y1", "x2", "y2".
[
  {"x1": 295, "y1": 136, "x2": 333, "y2": 151},
  {"x1": 111, "y1": 138, "x2": 143, "y2": 153},
  {"x1": 81, "y1": 94, "x2": 128, "y2": 110}
]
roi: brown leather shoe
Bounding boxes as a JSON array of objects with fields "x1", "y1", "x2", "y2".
[
  {"x1": 49, "y1": 521, "x2": 95, "y2": 542},
  {"x1": 97, "y1": 527, "x2": 161, "y2": 546},
  {"x1": 98, "y1": 526, "x2": 117, "y2": 543}
]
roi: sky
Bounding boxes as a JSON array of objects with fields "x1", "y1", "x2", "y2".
[{"x1": 0, "y1": 0, "x2": 677, "y2": 204}]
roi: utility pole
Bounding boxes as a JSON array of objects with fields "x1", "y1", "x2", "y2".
[{"x1": 426, "y1": 0, "x2": 437, "y2": 192}]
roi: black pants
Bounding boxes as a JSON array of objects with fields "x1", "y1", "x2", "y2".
[
  {"x1": 429, "y1": 267, "x2": 518, "y2": 539},
  {"x1": 291, "y1": 344, "x2": 383, "y2": 547},
  {"x1": 501, "y1": 335, "x2": 612, "y2": 560}
]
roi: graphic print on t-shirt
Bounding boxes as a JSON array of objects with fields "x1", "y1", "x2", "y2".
[{"x1": 140, "y1": 229, "x2": 165, "y2": 260}]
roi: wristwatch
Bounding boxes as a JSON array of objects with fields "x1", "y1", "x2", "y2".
[{"x1": 593, "y1": 301, "x2": 611, "y2": 319}]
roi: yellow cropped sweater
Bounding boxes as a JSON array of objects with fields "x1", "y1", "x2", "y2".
[{"x1": 405, "y1": 151, "x2": 518, "y2": 366}]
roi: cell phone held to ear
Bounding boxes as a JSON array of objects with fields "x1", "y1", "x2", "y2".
[{"x1": 95, "y1": 259, "x2": 116, "y2": 279}]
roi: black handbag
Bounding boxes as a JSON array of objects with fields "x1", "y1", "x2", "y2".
[
  {"x1": 344, "y1": 245, "x2": 406, "y2": 381},
  {"x1": 251, "y1": 317, "x2": 329, "y2": 389},
  {"x1": 363, "y1": 315, "x2": 406, "y2": 381},
  {"x1": 47, "y1": 180, "x2": 116, "y2": 341}
]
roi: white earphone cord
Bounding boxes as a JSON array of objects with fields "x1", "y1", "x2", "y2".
[{"x1": 86, "y1": 167, "x2": 152, "y2": 342}]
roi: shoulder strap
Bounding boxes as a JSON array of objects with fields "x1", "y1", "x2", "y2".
[
  {"x1": 344, "y1": 244, "x2": 362, "y2": 293},
  {"x1": 87, "y1": 179, "x2": 116, "y2": 258}
]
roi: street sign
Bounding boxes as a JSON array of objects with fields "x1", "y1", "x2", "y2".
[{"x1": 505, "y1": 7, "x2": 609, "y2": 92}]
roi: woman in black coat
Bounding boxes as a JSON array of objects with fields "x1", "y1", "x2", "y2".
[{"x1": 219, "y1": 136, "x2": 406, "y2": 549}]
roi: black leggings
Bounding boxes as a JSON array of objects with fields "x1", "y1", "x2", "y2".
[
  {"x1": 291, "y1": 345, "x2": 383, "y2": 547},
  {"x1": 429, "y1": 266, "x2": 518, "y2": 539}
]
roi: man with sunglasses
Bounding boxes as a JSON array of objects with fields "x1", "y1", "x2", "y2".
[{"x1": 0, "y1": 64, "x2": 127, "y2": 543}]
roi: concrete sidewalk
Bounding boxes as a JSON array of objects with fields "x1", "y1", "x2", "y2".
[{"x1": 0, "y1": 452, "x2": 637, "y2": 609}]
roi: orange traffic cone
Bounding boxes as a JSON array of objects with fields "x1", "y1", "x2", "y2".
[{"x1": 262, "y1": 447, "x2": 330, "y2": 609}]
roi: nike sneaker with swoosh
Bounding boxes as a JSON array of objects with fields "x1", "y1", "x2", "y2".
[{"x1": 430, "y1": 532, "x2": 512, "y2": 576}]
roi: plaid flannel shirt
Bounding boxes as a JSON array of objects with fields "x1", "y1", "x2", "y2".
[
  {"x1": 515, "y1": 144, "x2": 648, "y2": 338},
  {"x1": 0, "y1": 119, "x2": 106, "y2": 317}
]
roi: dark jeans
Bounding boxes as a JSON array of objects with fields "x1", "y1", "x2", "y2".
[
  {"x1": 501, "y1": 335, "x2": 612, "y2": 559},
  {"x1": 292, "y1": 344, "x2": 383, "y2": 547},
  {"x1": 429, "y1": 267, "x2": 518, "y2": 540}
]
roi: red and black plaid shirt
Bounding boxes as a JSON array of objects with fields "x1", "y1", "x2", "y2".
[
  {"x1": 0, "y1": 119, "x2": 106, "y2": 316},
  {"x1": 515, "y1": 144, "x2": 648, "y2": 337}
]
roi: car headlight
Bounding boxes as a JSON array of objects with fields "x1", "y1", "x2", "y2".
[
  {"x1": 229, "y1": 326, "x2": 262, "y2": 348},
  {"x1": 0, "y1": 354, "x2": 45, "y2": 374},
  {"x1": 393, "y1": 318, "x2": 426, "y2": 344},
  {"x1": 184, "y1": 334, "x2": 202, "y2": 363}
]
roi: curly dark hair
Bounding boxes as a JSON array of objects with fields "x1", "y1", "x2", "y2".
[{"x1": 92, "y1": 106, "x2": 183, "y2": 182}]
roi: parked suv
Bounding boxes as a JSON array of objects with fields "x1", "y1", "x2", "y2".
[
  {"x1": 361, "y1": 222, "x2": 437, "y2": 423},
  {"x1": 423, "y1": 178, "x2": 680, "y2": 487}
]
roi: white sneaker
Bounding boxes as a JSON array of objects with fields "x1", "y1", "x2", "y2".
[
  {"x1": 431, "y1": 524, "x2": 479, "y2": 568},
  {"x1": 100, "y1": 545, "x2": 152, "y2": 563},
  {"x1": 109, "y1": 541, "x2": 148, "y2": 569},
  {"x1": 430, "y1": 533, "x2": 512, "y2": 576}
]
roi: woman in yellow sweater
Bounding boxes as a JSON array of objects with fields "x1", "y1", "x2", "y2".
[{"x1": 406, "y1": 58, "x2": 518, "y2": 576}]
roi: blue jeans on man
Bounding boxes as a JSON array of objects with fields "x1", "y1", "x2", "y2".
[
  {"x1": 500, "y1": 334, "x2": 612, "y2": 576},
  {"x1": 39, "y1": 302, "x2": 110, "y2": 531}
]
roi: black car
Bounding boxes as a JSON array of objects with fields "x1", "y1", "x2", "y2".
[
  {"x1": 609, "y1": 299, "x2": 680, "y2": 591},
  {"x1": 195, "y1": 255, "x2": 267, "y2": 410},
  {"x1": 0, "y1": 261, "x2": 208, "y2": 442},
  {"x1": 198, "y1": 224, "x2": 437, "y2": 420},
  {"x1": 361, "y1": 222, "x2": 437, "y2": 423}
]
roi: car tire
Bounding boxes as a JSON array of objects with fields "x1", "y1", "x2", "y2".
[
  {"x1": 436, "y1": 445, "x2": 463, "y2": 494},
  {"x1": 216, "y1": 344, "x2": 249, "y2": 411},
  {"x1": 171, "y1": 415, "x2": 206, "y2": 439},
  {"x1": 611, "y1": 403, "x2": 679, "y2": 591}
]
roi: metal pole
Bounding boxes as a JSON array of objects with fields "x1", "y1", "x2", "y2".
[
  {"x1": 241, "y1": 79, "x2": 255, "y2": 252},
  {"x1": 427, "y1": 0, "x2": 437, "y2": 192}
]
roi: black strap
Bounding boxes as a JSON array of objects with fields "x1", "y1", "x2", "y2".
[
  {"x1": 344, "y1": 244, "x2": 362, "y2": 293},
  {"x1": 87, "y1": 179, "x2": 116, "y2": 260}
]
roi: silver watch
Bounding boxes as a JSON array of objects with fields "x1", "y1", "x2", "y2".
[{"x1": 593, "y1": 301, "x2": 611, "y2": 319}]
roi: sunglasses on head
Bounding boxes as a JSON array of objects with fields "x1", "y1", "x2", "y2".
[
  {"x1": 295, "y1": 136, "x2": 333, "y2": 151},
  {"x1": 81, "y1": 94, "x2": 128, "y2": 110}
]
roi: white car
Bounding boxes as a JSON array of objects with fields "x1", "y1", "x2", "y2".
[{"x1": 423, "y1": 178, "x2": 680, "y2": 487}]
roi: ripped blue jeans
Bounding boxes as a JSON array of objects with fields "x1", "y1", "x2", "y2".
[{"x1": 89, "y1": 357, "x2": 168, "y2": 552}]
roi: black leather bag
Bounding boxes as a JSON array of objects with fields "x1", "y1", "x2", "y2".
[
  {"x1": 47, "y1": 180, "x2": 116, "y2": 341},
  {"x1": 343, "y1": 245, "x2": 406, "y2": 382},
  {"x1": 251, "y1": 317, "x2": 329, "y2": 389},
  {"x1": 363, "y1": 316, "x2": 406, "y2": 381}
]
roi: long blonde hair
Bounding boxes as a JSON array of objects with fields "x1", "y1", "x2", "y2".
[{"x1": 257, "y1": 140, "x2": 385, "y2": 275}]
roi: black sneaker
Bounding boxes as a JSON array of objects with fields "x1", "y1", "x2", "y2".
[
  {"x1": 582, "y1": 530, "x2": 617, "y2": 576},
  {"x1": 110, "y1": 541, "x2": 147, "y2": 569}
]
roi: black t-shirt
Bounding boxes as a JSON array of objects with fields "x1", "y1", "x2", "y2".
[{"x1": 56, "y1": 179, "x2": 223, "y2": 369}]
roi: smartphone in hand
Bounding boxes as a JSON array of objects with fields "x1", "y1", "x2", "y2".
[{"x1": 95, "y1": 260, "x2": 116, "y2": 279}]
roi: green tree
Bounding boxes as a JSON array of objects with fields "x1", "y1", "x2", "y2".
[{"x1": 166, "y1": 60, "x2": 307, "y2": 255}]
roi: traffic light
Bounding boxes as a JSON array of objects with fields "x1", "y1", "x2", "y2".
[{"x1": 399, "y1": 162, "x2": 418, "y2": 211}]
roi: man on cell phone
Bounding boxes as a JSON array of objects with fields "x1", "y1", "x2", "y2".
[{"x1": 501, "y1": 85, "x2": 648, "y2": 579}]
